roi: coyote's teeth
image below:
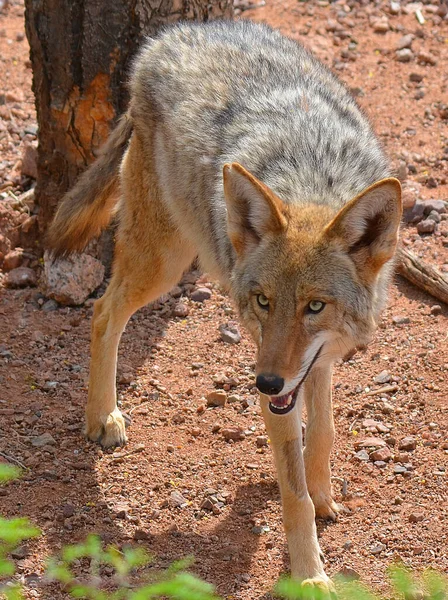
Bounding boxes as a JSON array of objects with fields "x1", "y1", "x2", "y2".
[{"x1": 286, "y1": 395, "x2": 292, "y2": 406}]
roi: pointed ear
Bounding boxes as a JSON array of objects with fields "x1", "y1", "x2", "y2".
[
  {"x1": 223, "y1": 162, "x2": 288, "y2": 256},
  {"x1": 324, "y1": 178, "x2": 402, "y2": 275}
]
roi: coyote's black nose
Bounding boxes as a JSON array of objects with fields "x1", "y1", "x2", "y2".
[{"x1": 256, "y1": 374, "x2": 284, "y2": 396}]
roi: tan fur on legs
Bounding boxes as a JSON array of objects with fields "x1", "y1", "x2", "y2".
[
  {"x1": 85, "y1": 135, "x2": 196, "y2": 448},
  {"x1": 260, "y1": 395, "x2": 333, "y2": 593},
  {"x1": 303, "y1": 366, "x2": 339, "y2": 520}
]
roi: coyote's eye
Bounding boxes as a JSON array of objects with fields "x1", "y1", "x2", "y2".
[
  {"x1": 257, "y1": 294, "x2": 269, "y2": 309},
  {"x1": 308, "y1": 300, "x2": 325, "y2": 314}
]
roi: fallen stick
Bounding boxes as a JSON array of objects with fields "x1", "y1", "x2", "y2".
[
  {"x1": 365, "y1": 384, "x2": 398, "y2": 397},
  {"x1": 395, "y1": 247, "x2": 448, "y2": 305}
]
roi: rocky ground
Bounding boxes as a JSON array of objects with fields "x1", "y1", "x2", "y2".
[{"x1": 0, "y1": 0, "x2": 447, "y2": 599}]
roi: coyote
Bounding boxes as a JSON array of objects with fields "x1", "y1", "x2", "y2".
[{"x1": 48, "y1": 21, "x2": 402, "y2": 592}]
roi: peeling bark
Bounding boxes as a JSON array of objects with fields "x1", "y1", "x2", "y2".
[{"x1": 24, "y1": 0, "x2": 233, "y2": 231}]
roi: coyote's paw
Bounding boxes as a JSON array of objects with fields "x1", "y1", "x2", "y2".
[
  {"x1": 309, "y1": 489, "x2": 340, "y2": 521},
  {"x1": 299, "y1": 576, "x2": 337, "y2": 599},
  {"x1": 85, "y1": 408, "x2": 128, "y2": 448}
]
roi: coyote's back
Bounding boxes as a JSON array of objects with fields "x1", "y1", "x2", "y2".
[{"x1": 49, "y1": 20, "x2": 390, "y2": 274}]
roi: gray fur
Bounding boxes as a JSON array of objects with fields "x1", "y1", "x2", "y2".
[{"x1": 130, "y1": 20, "x2": 390, "y2": 279}]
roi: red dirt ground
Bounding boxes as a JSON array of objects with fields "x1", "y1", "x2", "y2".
[{"x1": 0, "y1": 1, "x2": 447, "y2": 598}]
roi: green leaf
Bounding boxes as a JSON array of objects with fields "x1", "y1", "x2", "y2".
[
  {"x1": 0, "y1": 465, "x2": 21, "y2": 483},
  {"x1": 62, "y1": 535, "x2": 103, "y2": 563},
  {"x1": 422, "y1": 570, "x2": 448, "y2": 600},
  {"x1": 0, "y1": 557, "x2": 15, "y2": 576},
  {"x1": 389, "y1": 565, "x2": 418, "y2": 598},
  {"x1": 46, "y1": 558, "x2": 74, "y2": 585},
  {"x1": 1, "y1": 582, "x2": 25, "y2": 600},
  {"x1": 0, "y1": 518, "x2": 40, "y2": 544}
]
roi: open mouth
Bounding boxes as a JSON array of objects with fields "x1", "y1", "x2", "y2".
[{"x1": 268, "y1": 344, "x2": 324, "y2": 415}]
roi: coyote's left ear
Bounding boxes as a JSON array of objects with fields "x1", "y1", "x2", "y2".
[
  {"x1": 223, "y1": 163, "x2": 288, "y2": 257},
  {"x1": 324, "y1": 178, "x2": 402, "y2": 274}
]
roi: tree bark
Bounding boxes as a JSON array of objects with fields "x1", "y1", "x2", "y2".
[{"x1": 24, "y1": 0, "x2": 233, "y2": 232}]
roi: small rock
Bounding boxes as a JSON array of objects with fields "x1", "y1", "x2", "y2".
[
  {"x1": 169, "y1": 490, "x2": 188, "y2": 508},
  {"x1": 409, "y1": 72, "x2": 424, "y2": 83},
  {"x1": 399, "y1": 436, "x2": 417, "y2": 451},
  {"x1": 417, "y1": 50, "x2": 437, "y2": 66},
  {"x1": 11, "y1": 546, "x2": 27, "y2": 560},
  {"x1": 396, "y1": 49, "x2": 413, "y2": 63},
  {"x1": 31, "y1": 432, "x2": 56, "y2": 447},
  {"x1": 42, "y1": 299, "x2": 59, "y2": 312},
  {"x1": 423, "y1": 199, "x2": 446, "y2": 214},
  {"x1": 409, "y1": 512, "x2": 424, "y2": 523},
  {"x1": 417, "y1": 218, "x2": 436, "y2": 234},
  {"x1": 392, "y1": 315, "x2": 410, "y2": 325},
  {"x1": 393, "y1": 464, "x2": 407, "y2": 475},
  {"x1": 252, "y1": 525, "x2": 270, "y2": 535},
  {"x1": 62, "y1": 503, "x2": 75, "y2": 518},
  {"x1": 396, "y1": 34, "x2": 414, "y2": 50},
  {"x1": 374, "y1": 370, "x2": 391, "y2": 385},
  {"x1": 337, "y1": 566, "x2": 360, "y2": 580},
  {"x1": 219, "y1": 321, "x2": 241, "y2": 344},
  {"x1": 5, "y1": 266, "x2": 37, "y2": 288},
  {"x1": 190, "y1": 287, "x2": 212, "y2": 303},
  {"x1": 21, "y1": 142, "x2": 38, "y2": 179},
  {"x1": 389, "y1": 1, "x2": 401, "y2": 15},
  {"x1": 206, "y1": 391, "x2": 227, "y2": 407},
  {"x1": 426, "y1": 210, "x2": 441, "y2": 223},
  {"x1": 372, "y1": 17, "x2": 390, "y2": 33},
  {"x1": 115, "y1": 504, "x2": 129, "y2": 519},
  {"x1": 3, "y1": 248, "x2": 24, "y2": 271},
  {"x1": 374, "y1": 461, "x2": 387, "y2": 469},
  {"x1": 370, "y1": 447, "x2": 392, "y2": 462},
  {"x1": 133, "y1": 529, "x2": 150, "y2": 541},
  {"x1": 354, "y1": 437, "x2": 386, "y2": 449},
  {"x1": 354, "y1": 449, "x2": 370, "y2": 462},
  {"x1": 43, "y1": 251, "x2": 104, "y2": 305},
  {"x1": 256, "y1": 435, "x2": 268, "y2": 448},
  {"x1": 430, "y1": 305, "x2": 442, "y2": 315},
  {"x1": 222, "y1": 427, "x2": 245, "y2": 442},
  {"x1": 371, "y1": 543, "x2": 386, "y2": 555},
  {"x1": 201, "y1": 498, "x2": 214, "y2": 511},
  {"x1": 173, "y1": 302, "x2": 189, "y2": 318}
]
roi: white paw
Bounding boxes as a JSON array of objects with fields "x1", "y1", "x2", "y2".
[{"x1": 85, "y1": 408, "x2": 128, "y2": 448}]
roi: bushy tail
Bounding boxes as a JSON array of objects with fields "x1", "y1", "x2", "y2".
[{"x1": 46, "y1": 113, "x2": 133, "y2": 257}]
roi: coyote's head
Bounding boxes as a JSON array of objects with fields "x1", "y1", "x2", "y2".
[{"x1": 223, "y1": 163, "x2": 402, "y2": 415}]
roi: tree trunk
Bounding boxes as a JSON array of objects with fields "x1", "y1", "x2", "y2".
[{"x1": 24, "y1": 0, "x2": 233, "y2": 233}]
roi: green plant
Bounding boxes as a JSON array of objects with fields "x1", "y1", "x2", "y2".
[
  {"x1": 0, "y1": 465, "x2": 40, "y2": 600},
  {"x1": 1, "y1": 464, "x2": 447, "y2": 599},
  {"x1": 46, "y1": 537, "x2": 219, "y2": 600},
  {"x1": 275, "y1": 566, "x2": 448, "y2": 600}
]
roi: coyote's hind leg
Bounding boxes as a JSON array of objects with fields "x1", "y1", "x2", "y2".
[{"x1": 85, "y1": 135, "x2": 196, "y2": 447}]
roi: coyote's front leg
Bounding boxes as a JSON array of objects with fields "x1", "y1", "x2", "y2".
[
  {"x1": 260, "y1": 395, "x2": 334, "y2": 595},
  {"x1": 303, "y1": 366, "x2": 339, "y2": 521}
]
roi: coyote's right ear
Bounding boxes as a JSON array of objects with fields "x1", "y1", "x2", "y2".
[{"x1": 223, "y1": 163, "x2": 288, "y2": 257}]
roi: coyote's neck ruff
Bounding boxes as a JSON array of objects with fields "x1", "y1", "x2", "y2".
[{"x1": 48, "y1": 21, "x2": 402, "y2": 590}]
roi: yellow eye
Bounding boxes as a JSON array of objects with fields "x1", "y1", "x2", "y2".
[
  {"x1": 257, "y1": 294, "x2": 269, "y2": 309},
  {"x1": 308, "y1": 300, "x2": 325, "y2": 314}
]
